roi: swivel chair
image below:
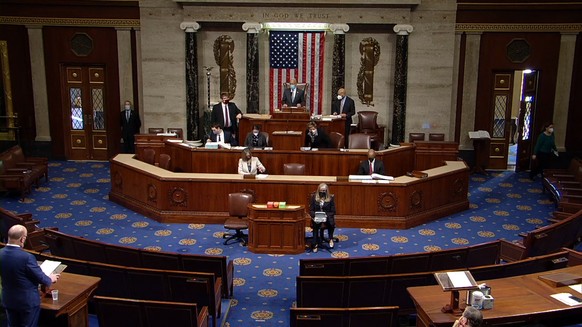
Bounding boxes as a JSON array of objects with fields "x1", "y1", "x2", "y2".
[
  {"x1": 223, "y1": 193, "x2": 254, "y2": 246},
  {"x1": 357, "y1": 111, "x2": 381, "y2": 149},
  {"x1": 283, "y1": 163, "x2": 306, "y2": 175},
  {"x1": 261, "y1": 131, "x2": 270, "y2": 147},
  {"x1": 429, "y1": 133, "x2": 445, "y2": 141},
  {"x1": 142, "y1": 148, "x2": 156, "y2": 165},
  {"x1": 409, "y1": 133, "x2": 425, "y2": 142},
  {"x1": 158, "y1": 154, "x2": 171, "y2": 170},
  {"x1": 329, "y1": 132, "x2": 345, "y2": 149},
  {"x1": 348, "y1": 133, "x2": 371, "y2": 149},
  {"x1": 148, "y1": 127, "x2": 164, "y2": 134},
  {"x1": 167, "y1": 128, "x2": 183, "y2": 139}
]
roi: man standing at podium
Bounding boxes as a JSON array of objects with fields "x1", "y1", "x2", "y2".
[
  {"x1": 212, "y1": 92, "x2": 242, "y2": 142},
  {"x1": 332, "y1": 87, "x2": 355, "y2": 148},
  {"x1": 0, "y1": 225, "x2": 59, "y2": 327},
  {"x1": 281, "y1": 79, "x2": 305, "y2": 108}
]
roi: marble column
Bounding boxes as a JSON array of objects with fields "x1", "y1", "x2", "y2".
[
  {"x1": 180, "y1": 22, "x2": 200, "y2": 140},
  {"x1": 459, "y1": 32, "x2": 482, "y2": 150},
  {"x1": 553, "y1": 31, "x2": 578, "y2": 151},
  {"x1": 116, "y1": 28, "x2": 133, "y2": 106},
  {"x1": 391, "y1": 24, "x2": 413, "y2": 145},
  {"x1": 329, "y1": 24, "x2": 350, "y2": 101},
  {"x1": 27, "y1": 25, "x2": 51, "y2": 142},
  {"x1": 243, "y1": 23, "x2": 261, "y2": 113}
]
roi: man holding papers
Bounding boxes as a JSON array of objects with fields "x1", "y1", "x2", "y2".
[{"x1": 0, "y1": 225, "x2": 60, "y2": 327}]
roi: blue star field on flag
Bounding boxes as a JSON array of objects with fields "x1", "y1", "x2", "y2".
[{"x1": 270, "y1": 31, "x2": 299, "y2": 69}]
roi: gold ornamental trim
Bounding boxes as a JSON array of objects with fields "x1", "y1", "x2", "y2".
[
  {"x1": 0, "y1": 16, "x2": 140, "y2": 28},
  {"x1": 456, "y1": 23, "x2": 582, "y2": 33}
]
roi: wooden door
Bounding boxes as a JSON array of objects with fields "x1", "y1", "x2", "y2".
[
  {"x1": 487, "y1": 72, "x2": 514, "y2": 169},
  {"x1": 63, "y1": 66, "x2": 108, "y2": 160},
  {"x1": 516, "y1": 71, "x2": 539, "y2": 172}
]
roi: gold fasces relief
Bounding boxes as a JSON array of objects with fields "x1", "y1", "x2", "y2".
[
  {"x1": 357, "y1": 37, "x2": 380, "y2": 106},
  {"x1": 213, "y1": 35, "x2": 236, "y2": 99}
]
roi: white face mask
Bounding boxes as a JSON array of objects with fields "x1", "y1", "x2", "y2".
[
  {"x1": 337, "y1": 95, "x2": 343, "y2": 100},
  {"x1": 124, "y1": 105, "x2": 130, "y2": 110},
  {"x1": 548, "y1": 128, "x2": 554, "y2": 133},
  {"x1": 253, "y1": 131, "x2": 259, "y2": 136}
]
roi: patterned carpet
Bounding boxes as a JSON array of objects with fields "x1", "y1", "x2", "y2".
[{"x1": 1, "y1": 161, "x2": 559, "y2": 326}]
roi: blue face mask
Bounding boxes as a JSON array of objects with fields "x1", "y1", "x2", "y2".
[{"x1": 290, "y1": 85, "x2": 296, "y2": 90}]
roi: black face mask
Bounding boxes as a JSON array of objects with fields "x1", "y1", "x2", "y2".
[{"x1": 319, "y1": 192, "x2": 326, "y2": 198}]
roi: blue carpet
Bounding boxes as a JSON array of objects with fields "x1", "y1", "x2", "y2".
[{"x1": 1, "y1": 161, "x2": 560, "y2": 326}]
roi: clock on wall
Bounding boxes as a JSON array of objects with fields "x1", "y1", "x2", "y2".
[{"x1": 71, "y1": 33, "x2": 93, "y2": 57}]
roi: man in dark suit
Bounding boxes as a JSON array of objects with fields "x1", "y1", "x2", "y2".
[
  {"x1": 281, "y1": 79, "x2": 305, "y2": 108},
  {"x1": 358, "y1": 149, "x2": 385, "y2": 175},
  {"x1": 120, "y1": 100, "x2": 141, "y2": 153},
  {"x1": 0, "y1": 225, "x2": 59, "y2": 327},
  {"x1": 304, "y1": 121, "x2": 332, "y2": 149},
  {"x1": 332, "y1": 87, "x2": 356, "y2": 148},
  {"x1": 207, "y1": 123, "x2": 236, "y2": 145},
  {"x1": 211, "y1": 92, "x2": 242, "y2": 142}
]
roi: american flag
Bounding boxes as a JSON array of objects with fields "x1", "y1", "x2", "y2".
[{"x1": 269, "y1": 31, "x2": 325, "y2": 114}]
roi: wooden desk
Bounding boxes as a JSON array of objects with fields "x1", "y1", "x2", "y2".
[
  {"x1": 41, "y1": 272, "x2": 100, "y2": 327},
  {"x1": 109, "y1": 155, "x2": 469, "y2": 229},
  {"x1": 407, "y1": 265, "x2": 582, "y2": 327},
  {"x1": 247, "y1": 204, "x2": 306, "y2": 254},
  {"x1": 239, "y1": 115, "x2": 346, "y2": 149}
]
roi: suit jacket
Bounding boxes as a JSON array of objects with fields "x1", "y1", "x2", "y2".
[
  {"x1": 209, "y1": 130, "x2": 236, "y2": 145},
  {"x1": 211, "y1": 102, "x2": 242, "y2": 133},
  {"x1": 244, "y1": 132, "x2": 268, "y2": 148},
  {"x1": 332, "y1": 96, "x2": 356, "y2": 125},
  {"x1": 357, "y1": 159, "x2": 386, "y2": 175},
  {"x1": 281, "y1": 88, "x2": 305, "y2": 107},
  {"x1": 304, "y1": 127, "x2": 332, "y2": 148},
  {"x1": 0, "y1": 245, "x2": 53, "y2": 309},
  {"x1": 309, "y1": 194, "x2": 336, "y2": 226},
  {"x1": 238, "y1": 157, "x2": 266, "y2": 174},
  {"x1": 120, "y1": 109, "x2": 141, "y2": 138}
]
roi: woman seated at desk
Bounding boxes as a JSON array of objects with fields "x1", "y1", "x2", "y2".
[
  {"x1": 309, "y1": 183, "x2": 336, "y2": 252},
  {"x1": 304, "y1": 121, "x2": 331, "y2": 149},
  {"x1": 244, "y1": 124, "x2": 268, "y2": 148},
  {"x1": 238, "y1": 148, "x2": 266, "y2": 175}
]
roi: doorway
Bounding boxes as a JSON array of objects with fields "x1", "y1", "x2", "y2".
[
  {"x1": 510, "y1": 70, "x2": 539, "y2": 172},
  {"x1": 62, "y1": 66, "x2": 109, "y2": 160}
]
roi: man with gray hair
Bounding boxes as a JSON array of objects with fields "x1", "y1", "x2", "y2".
[
  {"x1": 453, "y1": 306, "x2": 483, "y2": 327},
  {"x1": 0, "y1": 224, "x2": 60, "y2": 327}
]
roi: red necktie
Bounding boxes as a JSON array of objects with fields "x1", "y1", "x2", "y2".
[
  {"x1": 224, "y1": 105, "x2": 230, "y2": 128},
  {"x1": 369, "y1": 161, "x2": 373, "y2": 175}
]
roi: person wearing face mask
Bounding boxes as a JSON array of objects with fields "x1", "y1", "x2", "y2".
[
  {"x1": 357, "y1": 149, "x2": 385, "y2": 175},
  {"x1": 211, "y1": 92, "x2": 243, "y2": 142},
  {"x1": 281, "y1": 78, "x2": 305, "y2": 108},
  {"x1": 530, "y1": 122, "x2": 558, "y2": 180},
  {"x1": 237, "y1": 148, "x2": 266, "y2": 175},
  {"x1": 309, "y1": 183, "x2": 336, "y2": 252},
  {"x1": 332, "y1": 87, "x2": 356, "y2": 147},
  {"x1": 244, "y1": 124, "x2": 268, "y2": 148},
  {"x1": 304, "y1": 121, "x2": 332, "y2": 149},
  {"x1": 208, "y1": 123, "x2": 236, "y2": 145},
  {"x1": 120, "y1": 100, "x2": 141, "y2": 153}
]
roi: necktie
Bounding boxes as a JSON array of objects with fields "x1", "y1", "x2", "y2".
[
  {"x1": 247, "y1": 161, "x2": 252, "y2": 173},
  {"x1": 292, "y1": 90, "x2": 296, "y2": 103},
  {"x1": 218, "y1": 134, "x2": 221, "y2": 142},
  {"x1": 224, "y1": 105, "x2": 230, "y2": 128},
  {"x1": 340, "y1": 99, "x2": 345, "y2": 112},
  {"x1": 369, "y1": 161, "x2": 374, "y2": 175},
  {"x1": 126, "y1": 110, "x2": 130, "y2": 121}
]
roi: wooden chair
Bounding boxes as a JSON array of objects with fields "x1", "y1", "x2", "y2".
[
  {"x1": 428, "y1": 133, "x2": 445, "y2": 141},
  {"x1": 167, "y1": 128, "x2": 183, "y2": 139},
  {"x1": 223, "y1": 193, "x2": 253, "y2": 246},
  {"x1": 357, "y1": 111, "x2": 381, "y2": 148},
  {"x1": 409, "y1": 132, "x2": 425, "y2": 142},
  {"x1": 142, "y1": 148, "x2": 156, "y2": 165},
  {"x1": 283, "y1": 163, "x2": 306, "y2": 175},
  {"x1": 148, "y1": 127, "x2": 164, "y2": 134},
  {"x1": 158, "y1": 154, "x2": 171, "y2": 170},
  {"x1": 329, "y1": 132, "x2": 345, "y2": 149},
  {"x1": 348, "y1": 133, "x2": 371, "y2": 149}
]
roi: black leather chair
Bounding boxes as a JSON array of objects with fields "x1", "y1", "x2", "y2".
[
  {"x1": 429, "y1": 133, "x2": 445, "y2": 141},
  {"x1": 223, "y1": 193, "x2": 254, "y2": 246},
  {"x1": 409, "y1": 132, "x2": 425, "y2": 142}
]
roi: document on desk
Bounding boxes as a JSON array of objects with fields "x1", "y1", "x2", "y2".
[
  {"x1": 448, "y1": 271, "x2": 474, "y2": 288},
  {"x1": 551, "y1": 293, "x2": 582, "y2": 306},
  {"x1": 569, "y1": 284, "x2": 582, "y2": 293},
  {"x1": 40, "y1": 259, "x2": 66, "y2": 276}
]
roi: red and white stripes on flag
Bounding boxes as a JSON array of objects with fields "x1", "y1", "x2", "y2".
[{"x1": 269, "y1": 31, "x2": 325, "y2": 114}]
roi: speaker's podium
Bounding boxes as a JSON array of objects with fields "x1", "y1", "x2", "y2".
[
  {"x1": 247, "y1": 204, "x2": 306, "y2": 254},
  {"x1": 41, "y1": 272, "x2": 101, "y2": 327},
  {"x1": 272, "y1": 106, "x2": 310, "y2": 120}
]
